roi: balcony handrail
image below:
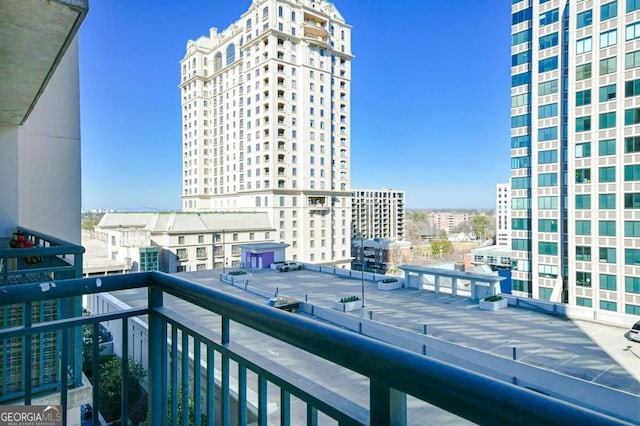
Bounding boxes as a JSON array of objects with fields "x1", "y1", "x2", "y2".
[{"x1": 0, "y1": 272, "x2": 632, "y2": 425}]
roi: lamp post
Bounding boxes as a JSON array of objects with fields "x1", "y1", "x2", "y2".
[
  {"x1": 360, "y1": 233, "x2": 365, "y2": 311},
  {"x1": 222, "y1": 230, "x2": 226, "y2": 273}
]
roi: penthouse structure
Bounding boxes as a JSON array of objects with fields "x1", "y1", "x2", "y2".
[
  {"x1": 510, "y1": 0, "x2": 640, "y2": 319},
  {"x1": 179, "y1": 0, "x2": 353, "y2": 265}
]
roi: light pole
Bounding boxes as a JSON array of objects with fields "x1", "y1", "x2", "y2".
[
  {"x1": 360, "y1": 233, "x2": 365, "y2": 311},
  {"x1": 222, "y1": 230, "x2": 226, "y2": 273}
]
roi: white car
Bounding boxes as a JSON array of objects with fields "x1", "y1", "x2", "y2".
[
  {"x1": 629, "y1": 320, "x2": 640, "y2": 342},
  {"x1": 277, "y1": 262, "x2": 302, "y2": 272}
]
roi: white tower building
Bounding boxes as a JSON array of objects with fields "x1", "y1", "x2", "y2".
[{"x1": 180, "y1": 0, "x2": 353, "y2": 264}]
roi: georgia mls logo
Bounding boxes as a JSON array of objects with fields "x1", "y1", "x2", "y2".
[{"x1": 0, "y1": 405, "x2": 62, "y2": 426}]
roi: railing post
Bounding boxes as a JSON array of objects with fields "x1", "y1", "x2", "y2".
[
  {"x1": 121, "y1": 317, "x2": 129, "y2": 426},
  {"x1": 148, "y1": 286, "x2": 164, "y2": 426},
  {"x1": 371, "y1": 378, "x2": 407, "y2": 426}
]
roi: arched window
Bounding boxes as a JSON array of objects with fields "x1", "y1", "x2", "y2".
[
  {"x1": 214, "y1": 52, "x2": 222, "y2": 71},
  {"x1": 226, "y1": 44, "x2": 235, "y2": 65},
  {"x1": 255, "y1": 196, "x2": 261, "y2": 207},
  {"x1": 246, "y1": 18, "x2": 252, "y2": 29},
  {"x1": 263, "y1": 6, "x2": 268, "y2": 17},
  {"x1": 278, "y1": 6, "x2": 283, "y2": 17}
]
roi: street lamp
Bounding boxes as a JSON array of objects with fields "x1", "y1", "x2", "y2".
[{"x1": 360, "y1": 233, "x2": 365, "y2": 311}]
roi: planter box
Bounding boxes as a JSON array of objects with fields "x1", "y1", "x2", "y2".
[
  {"x1": 377, "y1": 280, "x2": 403, "y2": 291},
  {"x1": 220, "y1": 272, "x2": 251, "y2": 284},
  {"x1": 334, "y1": 300, "x2": 361, "y2": 312},
  {"x1": 479, "y1": 298, "x2": 508, "y2": 311}
]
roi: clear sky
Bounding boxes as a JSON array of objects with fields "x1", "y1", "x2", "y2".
[{"x1": 79, "y1": 0, "x2": 511, "y2": 211}]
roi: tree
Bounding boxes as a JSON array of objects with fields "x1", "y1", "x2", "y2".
[
  {"x1": 97, "y1": 354, "x2": 147, "y2": 423},
  {"x1": 430, "y1": 239, "x2": 453, "y2": 257},
  {"x1": 470, "y1": 215, "x2": 491, "y2": 240}
]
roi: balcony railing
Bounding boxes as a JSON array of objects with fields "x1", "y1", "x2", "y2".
[{"x1": 0, "y1": 271, "x2": 631, "y2": 425}]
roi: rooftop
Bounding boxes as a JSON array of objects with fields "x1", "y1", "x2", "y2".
[{"x1": 103, "y1": 266, "x2": 640, "y2": 422}]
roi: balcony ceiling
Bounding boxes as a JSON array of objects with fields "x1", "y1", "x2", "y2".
[{"x1": 0, "y1": 0, "x2": 88, "y2": 126}]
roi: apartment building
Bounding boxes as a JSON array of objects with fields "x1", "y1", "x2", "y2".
[
  {"x1": 94, "y1": 212, "x2": 275, "y2": 272},
  {"x1": 510, "y1": 0, "x2": 640, "y2": 319},
  {"x1": 351, "y1": 188, "x2": 406, "y2": 241},
  {"x1": 426, "y1": 211, "x2": 471, "y2": 234},
  {"x1": 496, "y1": 183, "x2": 512, "y2": 247},
  {"x1": 179, "y1": 0, "x2": 353, "y2": 265}
]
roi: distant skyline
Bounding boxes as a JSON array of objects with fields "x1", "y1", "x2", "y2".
[{"x1": 79, "y1": 1, "x2": 510, "y2": 211}]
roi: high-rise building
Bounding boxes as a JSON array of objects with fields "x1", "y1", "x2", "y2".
[
  {"x1": 510, "y1": 0, "x2": 640, "y2": 317},
  {"x1": 179, "y1": 0, "x2": 353, "y2": 265},
  {"x1": 351, "y1": 188, "x2": 406, "y2": 241},
  {"x1": 496, "y1": 183, "x2": 511, "y2": 247}
]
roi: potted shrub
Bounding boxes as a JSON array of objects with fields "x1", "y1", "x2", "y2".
[
  {"x1": 479, "y1": 295, "x2": 508, "y2": 311},
  {"x1": 334, "y1": 296, "x2": 362, "y2": 312}
]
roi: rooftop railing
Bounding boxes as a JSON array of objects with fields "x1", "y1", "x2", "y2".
[{"x1": 0, "y1": 271, "x2": 632, "y2": 425}]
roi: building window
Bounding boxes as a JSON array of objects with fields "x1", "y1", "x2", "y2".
[
  {"x1": 599, "y1": 85, "x2": 616, "y2": 103},
  {"x1": 626, "y1": 275, "x2": 640, "y2": 292},
  {"x1": 576, "y1": 90, "x2": 591, "y2": 106},
  {"x1": 539, "y1": 219, "x2": 558, "y2": 232},
  {"x1": 539, "y1": 173, "x2": 558, "y2": 187},
  {"x1": 576, "y1": 37, "x2": 592, "y2": 54},
  {"x1": 539, "y1": 8, "x2": 559, "y2": 26},
  {"x1": 576, "y1": 271, "x2": 592, "y2": 287},
  {"x1": 625, "y1": 50, "x2": 640, "y2": 69},
  {"x1": 576, "y1": 194, "x2": 591, "y2": 210},
  {"x1": 576, "y1": 142, "x2": 591, "y2": 158},
  {"x1": 576, "y1": 116, "x2": 591, "y2": 132},
  {"x1": 576, "y1": 297, "x2": 592, "y2": 307},
  {"x1": 576, "y1": 246, "x2": 592, "y2": 261},
  {"x1": 538, "y1": 126, "x2": 558, "y2": 141},
  {"x1": 624, "y1": 192, "x2": 640, "y2": 208},
  {"x1": 629, "y1": 0, "x2": 640, "y2": 13},
  {"x1": 233, "y1": 233, "x2": 238, "y2": 241},
  {"x1": 599, "y1": 166, "x2": 616, "y2": 183},
  {"x1": 539, "y1": 79, "x2": 558, "y2": 95},
  {"x1": 539, "y1": 264, "x2": 558, "y2": 278},
  {"x1": 538, "y1": 103, "x2": 558, "y2": 118},
  {"x1": 576, "y1": 63, "x2": 592, "y2": 80},
  {"x1": 599, "y1": 139, "x2": 616, "y2": 156},
  {"x1": 577, "y1": 10, "x2": 592, "y2": 28},
  {"x1": 599, "y1": 247, "x2": 617, "y2": 263},
  {"x1": 599, "y1": 193, "x2": 616, "y2": 209},
  {"x1": 178, "y1": 236, "x2": 185, "y2": 245},
  {"x1": 538, "y1": 241, "x2": 558, "y2": 256},
  {"x1": 600, "y1": 274, "x2": 617, "y2": 291},
  {"x1": 625, "y1": 221, "x2": 640, "y2": 237},
  {"x1": 539, "y1": 33, "x2": 558, "y2": 49},
  {"x1": 538, "y1": 149, "x2": 558, "y2": 163},
  {"x1": 600, "y1": 301, "x2": 617, "y2": 311},
  {"x1": 575, "y1": 220, "x2": 591, "y2": 235},
  {"x1": 538, "y1": 196, "x2": 558, "y2": 209},
  {"x1": 249, "y1": 232, "x2": 255, "y2": 240},
  {"x1": 177, "y1": 248, "x2": 187, "y2": 260},
  {"x1": 576, "y1": 168, "x2": 591, "y2": 183},
  {"x1": 198, "y1": 235, "x2": 204, "y2": 243},
  {"x1": 601, "y1": 1, "x2": 618, "y2": 21},
  {"x1": 196, "y1": 247, "x2": 207, "y2": 258},
  {"x1": 627, "y1": 304, "x2": 640, "y2": 315},
  {"x1": 538, "y1": 56, "x2": 558, "y2": 73},
  {"x1": 513, "y1": 28, "x2": 532, "y2": 46},
  {"x1": 599, "y1": 57, "x2": 617, "y2": 75},
  {"x1": 624, "y1": 164, "x2": 640, "y2": 181},
  {"x1": 599, "y1": 29, "x2": 617, "y2": 48}
]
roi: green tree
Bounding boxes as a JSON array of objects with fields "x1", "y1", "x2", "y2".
[
  {"x1": 470, "y1": 215, "x2": 491, "y2": 240},
  {"x1": 97, "y1": 354, "x2": 147, "y2": 423},
  {"x1": 430, "y1": 239, "x2": 453, "y2": 257}
]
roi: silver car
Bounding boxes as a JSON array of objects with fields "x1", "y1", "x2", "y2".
[{"x1": 629, "y1": 320, "x2": 640, "y2": 342}]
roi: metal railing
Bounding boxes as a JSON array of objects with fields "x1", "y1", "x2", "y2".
[
  {"x1": 0, "y1": 272, "x2": 632, "y2": 425},
  {"x1": 0, "y1": 227, "x2": 84, "y2": 406}
]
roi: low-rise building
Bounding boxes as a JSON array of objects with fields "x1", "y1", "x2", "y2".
[
  {"x1": 351, "y1": 237, "x2": 411, "y2": 274},
  {"x1": 94, "y1": 212, "x2": 275, "y2": 272}
]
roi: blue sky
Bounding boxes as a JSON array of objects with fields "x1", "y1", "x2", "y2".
[{"x1": 79, "y1": 1, "x2": 511, "y2": 211}]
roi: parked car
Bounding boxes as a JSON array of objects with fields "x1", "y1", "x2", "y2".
[
  {"x1": 629, "y1": 320, "x2": 640, "y2": 342},
  {"x1": 277, "y1": 262, "x2": 302, "y2": 272},
  {"x1": 267, "y1": 296, "x2": 301, "y2": 313}
]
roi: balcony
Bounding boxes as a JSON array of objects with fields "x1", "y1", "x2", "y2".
[{"x1": 0, "y1": 271, "x2": 628, "y2": 425}]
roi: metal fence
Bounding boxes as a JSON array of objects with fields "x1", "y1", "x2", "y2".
[{"x1": 0, "y1": 272, "x2": 632, "y2": 425}]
